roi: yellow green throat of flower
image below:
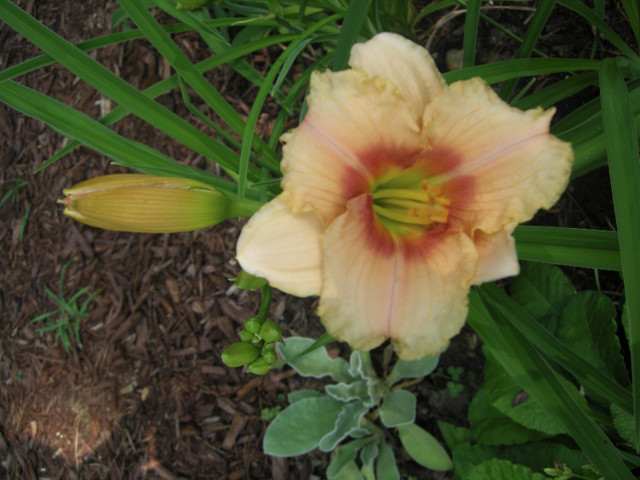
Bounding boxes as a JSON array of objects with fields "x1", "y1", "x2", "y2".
[{"x1": 371, "y1": 170, "x2": 450, "y2": 236}]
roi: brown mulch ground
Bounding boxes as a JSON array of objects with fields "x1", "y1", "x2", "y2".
[{"x1": 0, "y1": 1, "x2": 629, "y2": 479}]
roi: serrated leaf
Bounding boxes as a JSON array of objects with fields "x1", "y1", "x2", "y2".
[
  {"x1": 386, "y1": 355, "x2": 439, "y2": 386},
  {"x1": 611, "y1": 403, "x2": 637, "y2": 450},
  {"x1": 500, "y1": 441, "x2": 588, "y2": 474},
  {"x1": 319, "y1": 401, "x2": 370, "y2": 452},
  {"x1": 263, "y1": 396, "x2": 343, "y2": 456},
  {"x1": 278, "y1": 337, "x2": 353, "y2": 383},
  {"x1": 509, "y1": 262, "x2": 575, "y2": 333},
  {"x1": 451, "y1": 442, "x2": 500, "y2": 479},
  {"x1": 380, "y1": 389, "x2": 416, "y2": 428},
  {"x1": 557, "y1": 291, "x2": 629, "y2": 386},
  {"x1": 436, "y1": 420, "x2": 474, "y2": 450},
  {"x1": 397, "y1": 423, "x2": 452, "y2": 471},
  {"x1": 376, "y1": 441, "x2": 400, "y2": 480},
  {"x1": 467, "y1": 458, "x2": 547, "y2": 480},
  {"x1": 469, "y1": 388, "x2": 549, "y2": 445},
  {"x1": 484, "y1": 352, "x2": 587, "y2": 436}
]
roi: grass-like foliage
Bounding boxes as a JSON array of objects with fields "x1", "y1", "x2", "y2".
[{"x1": 31, "y1": 261, "x2": 102, "y2": 354}]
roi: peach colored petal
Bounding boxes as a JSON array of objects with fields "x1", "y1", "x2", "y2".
[
  {"x1": 421, "y1": 78, "x2": 573, "y2": 237},
  {"x1": 281, "y1": 69, "x2": 425, "y2": 226},
  {"x1": 236, "y1": 195, "x2": 323, "y2": 297},
  {"x1": 472, "y1": 226, "x2": 520, "y2": 284},
  {"x1": 349, "y1": 32, "x2": 445, "y2": 123},
  {"x1": 317, "y1": 195, "x2": 477, "y2": 360}
]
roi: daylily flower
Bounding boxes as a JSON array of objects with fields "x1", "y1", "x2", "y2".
[
  {"x1": 236, "y1": 33, "x2": 573, "y2": 360},
  {"x1": 62, "y1": 174, "x2": 258, "y2": 233}
]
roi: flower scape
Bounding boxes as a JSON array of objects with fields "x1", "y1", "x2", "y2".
[{"x1": 236, "y1": 32, "x2": 573, "y2": 360}]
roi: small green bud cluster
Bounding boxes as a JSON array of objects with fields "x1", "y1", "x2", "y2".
[{"x1": 220, "y1": 316, "x2": 282, "y2": 375}]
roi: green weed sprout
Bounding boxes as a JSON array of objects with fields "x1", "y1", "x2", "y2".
[
  {"x1": 31, "y1": 260, "x2": 102, "y2": 353},
  {"x1": 263, "y1": 337, "x2": 450, "y2": 479},
  {"x1": 0, "y1": 178, "x2": 28, "y2": 207}
]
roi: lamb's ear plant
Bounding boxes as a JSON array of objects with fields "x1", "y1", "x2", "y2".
[{"x1": 263, "y1": 337, "x2": 450, "y2": 479}]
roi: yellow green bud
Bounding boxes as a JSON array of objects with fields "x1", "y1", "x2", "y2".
[
  {"x1": 247, "y1": 357, "x2": 271, "y2": 375},
  {"x1": 61, "y1": 174, "x2": 259, "y2": 233},
  {"x1": 221, "y1": 342, "x2": 260, "y2": 367},
  {"x1": 239, "y1": 329, "x2": 254, "y2": 343},
  {"x1": 261, "y1": 344, "x2": 277, "y2": 365},
  {"x1": 244, "y1": 316, "x2": 263, "y2": 334},
  {"x1": 259, "y1": 321, "x2": 282, "y2": 343}
]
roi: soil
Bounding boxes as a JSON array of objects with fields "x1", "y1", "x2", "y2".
[{"x1": 0, "y1": 1, "x2": 630, "y2": 479}]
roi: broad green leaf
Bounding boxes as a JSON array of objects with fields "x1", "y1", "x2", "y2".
[
  {"x1": 325, "y1": 380, "x2": 377, "y2": 406},
  {"x1": 468, "y1": 388, "x2": 549, "y2": 446},
  {"x1": 379, "y1": 389, "x2": 416, "y2": 428},
  {"x1": 319, "y1": 401, "x2": 370, "y2": 452},
  {"x1": 467, "y1": 458, "x2": 547, "y2": 480},
  {"x1": 359, "y1": 441, "x2": 378, "y2": 469},
  {"x1": 263, "y1": 396, "x2": 343, "y2": 456},
  {"x1": 484, "y1": 351, "x2": 587, "y2": 436},
  {"x1": 509, "y1": 262, "x2": 575, "y2": 332},
  {"x1": 335, "y1": 461, "x2": 365, "y2": 480},
  {"x1": 278, "y1": 337, "x2": 352, "y2": 383},
  {"x1": 376, "y1": 441, "x2": 399, "y2": 480},
  {"x1": 557, "y1": 292, "x2": 629, "y2": 386},
  {"x1": 349, "y1": 351, "x2": 377, "y2": 381},
  {"x1": 386, "y1": 355, "x2": 439, "y2": 386},
  {"x1": 397, "y1": 423, "x2": 452, "y2": 471},
  {"x1": 327, "y1": 439, "x2": 369, "y2": 479},
  {"x1": 287, "y1": 389, "x2": 321, "y2": 404}
]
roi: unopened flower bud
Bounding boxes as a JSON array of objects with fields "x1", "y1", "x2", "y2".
[
  {"x1": 247, "y1": 357, "x2": 271, "y2": 375},
  {"x1": 239, "y1": 329, "x2": 254, "y2": 343},
  {"x1": 244, "y1": 316, "x2": 263, "y2": 334},
  {"x1": 259, "y1": 321, "x2": 282, "y2": 342},
  {"x1": 61, "y1": 174, "x2": 259, "y2": 233},
  {"x1": 221, "y1": 342, "x2": 260, "y2": 367},
  {"x1": 261, "y1": 344, "x2": 277, "y2": 365}
]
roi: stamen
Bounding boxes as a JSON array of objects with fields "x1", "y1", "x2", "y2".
[{"x1": 372, "y1": 176, "x2": 450, "y2": 233}]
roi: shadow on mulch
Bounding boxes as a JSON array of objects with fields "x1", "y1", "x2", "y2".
[{"x1": 1, "y1": 1, "x2": 630, "y2": 479}]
